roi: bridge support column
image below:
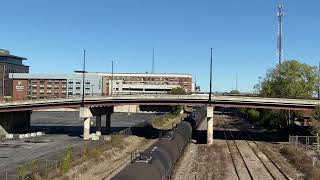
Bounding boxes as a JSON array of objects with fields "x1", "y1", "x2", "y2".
[
  {"x1": 106, "y1": 113, "x2": 111, "y2": 135},
  {"x1": 207, "y1": 106, "x2": 214, "y2": 145},
  {"x1": 96, "y1": 115, "x2": 102, "y2": 135},
  {"x1": 80, "y1": 107, "x2": 93, "y2": 140}
]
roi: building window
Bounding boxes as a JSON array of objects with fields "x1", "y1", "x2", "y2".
[
  {"x1": 85, "y1": 85, "x2": 90, "y2": 89},
  {"x1": 32, "y1": 90, "x2": 37, "y2": 94},
  {"x1": 47, "y1": 84, "x2": 52, "y2": 88},
  {"x1": 75, "y1": 86, "x2": 81, "y2": 90},
  {"x1": 85, "y1": 80, "x2": 90, "y2": 84},
  {"x1": 54, "y1": 85, "x2": 59, "y2": 89},
  {"x1": 68, "y1": 85, "x2": 73, "y2": 89},
  {"x1": 68, "y1": 79, "x2": 73, "y2": 84},
  {"x1": 40, "y1": 80, "x2": 45, "y2": 84},
  {"x1": 54, "y1": 91, "x2": 59, "y2": 94},
  {"x1": 47, "y1": 90, "x2": 52, "y2": 94},
  {"x1": 31, "y1": 80, "x2": 37, "y2": 84},
  {"x1": 62, "y1": 90, "x2": 66, "y2": 94},
  {"x1": 62, "y1": 85, "x2": 67, "y2": 89},
  {"x1": 62, "y1": 80, "x2": 67, "y2": 84},
  {"x1": 68, "y1": 91, "x2": 73, "y2": 95},
  {"x1": 39, "y1": 84, "x2": 45, "y2": 89},
  {"x1": 40, "y1": 90, "x2": 44, "y2": 94},
  {"x1": 47, "y1": 80, "x2": 52, "y2": 83},
  {"x1": 76, "y1": 79, "x2": 81, "y2": 84}
]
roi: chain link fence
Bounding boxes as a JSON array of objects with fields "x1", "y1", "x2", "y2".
[{"x1": 289, "y1": 135, "x2": 320, "y2": 152}]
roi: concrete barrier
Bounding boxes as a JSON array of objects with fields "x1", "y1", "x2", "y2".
[
  {"x1": 36, "y1": 132, "x2": 43, "y2": 136},
  {"x1": 30, "y1": 133, "x2": 36, "y2": 137},
  {"x1": 24, "y1": 133, "x2": 30, "y2": 138},
  {"x1": 5, "y1": 134, "x2": 13, "y2": 139},
  {"x1": 19, "y1": 134, "x2": 25, "y2": 139}
]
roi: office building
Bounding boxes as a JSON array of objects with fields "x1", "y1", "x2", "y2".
[{"x1": 0, "y1": 49, "x2": 29, "y2": 101}]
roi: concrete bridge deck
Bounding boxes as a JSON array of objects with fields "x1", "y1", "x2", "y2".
[{"x1": 0, "y1": 94, "x2": 319, "y2": 112}]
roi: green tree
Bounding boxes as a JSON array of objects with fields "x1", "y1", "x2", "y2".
[
  {"x1": 311, "y1": 105, "x2": 320, "y2": 135},
  {"x1": 253, "y1": 60, "x2": 318, "y2": 128},
  {"x1": 259, "y1": 60, "x2": 317, "y2": 98},
  {"x1": 169, "y1": 87, "x2": 186, "y2": 95}
]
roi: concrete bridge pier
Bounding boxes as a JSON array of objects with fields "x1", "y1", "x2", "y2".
[
  {"x1": 79, "y1": 107, "x2": 93, "y2": 140},
  {"x1": 207, "y1": 106, "x2": 214, "y2": 145},
  {"x1": 105, "y1": 113, "x2": 111, "y2": 135},
  {"x1": 81, "y1": 106, "x2": 114, "y2": 140},
  {"x1": 96, "y1": 115, "x2": 102, "y2": 135}
]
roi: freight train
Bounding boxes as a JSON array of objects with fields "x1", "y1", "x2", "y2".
[{"x1": 112, "y1": 107, "x2": 206, "y2": 180}]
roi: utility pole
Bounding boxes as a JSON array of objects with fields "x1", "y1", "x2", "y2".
[
  {"x1": 277, "y1": 4, "x2": 284, "y2": 69},
  {"x1": 152, "y1": 48, "x2": 155, "y2": 74},
  {"x1": 209, "y1": 48, "x2": 213, "y2": 102}
]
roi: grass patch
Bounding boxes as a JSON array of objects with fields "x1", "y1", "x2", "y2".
[
  {"x1": 151, "y1": 113, "x2": 183, "y2": 129},
  {"x1": 17, "y1": 159, "x2": 39, "y2": 180},
  {"x1": 35, "y1": 135, "x2": 126, "y2": 179},
  {"x1": 280, "y1": 144, "x2": 320, "y2": 179}
]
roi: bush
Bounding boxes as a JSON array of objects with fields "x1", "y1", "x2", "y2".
[{"x1": 247, "y1": 109, "x2": 260, "y2": 122}]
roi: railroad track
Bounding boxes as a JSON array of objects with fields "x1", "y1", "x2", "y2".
[{"x1": 221, "y1": 116, "x2": 290, "y2": 180}]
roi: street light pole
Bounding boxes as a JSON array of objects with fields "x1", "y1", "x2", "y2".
[
  {"x1": 81, "y1": 50, "x2": 86, "y2": 107},
  {"x1": 209, "y1": 48, "x2": 213, "y2": 102},
  {"x1": 110, "y1": 60, "x2": 114, "y2": 96}
]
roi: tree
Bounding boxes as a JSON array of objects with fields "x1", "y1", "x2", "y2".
[
  {"x1": 169, "y1": 87, "x2": 186, "y2": 95},
  {"x1": 311, "y1": 105, "x2": 320, "y2": 135},
  {"x1": 259, "y1": 60, "x2": 317, "y2": 99},
  {"x1": 253, "y1": 60, "x2": 318, "y2": 128}
]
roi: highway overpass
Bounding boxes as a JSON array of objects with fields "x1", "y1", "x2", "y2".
[
  {"x1": 0, "y1": 94, "x2": 319, "y2": 112},
  {"x1": 0, "y1": 94, "x2": 319, "y2": 144}
]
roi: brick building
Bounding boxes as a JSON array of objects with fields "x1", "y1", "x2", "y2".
[
  {"x1": 10, "y1": 73, "x2": 103, "y2": 101},
  {"x1": 10, "y1": 73, "x2": 194, "y2": 100},
  {"x1": 0, "y1": 49, "x2": 29, "y2": 101},
  {"x1": 101, "y1": 73, "x2": 193, "y2": 95}
]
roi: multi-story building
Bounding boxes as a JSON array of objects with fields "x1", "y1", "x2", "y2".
[
  {"x1": 100, "y1": 73, "x2": 193, "y2": 95},
  {"x1": 10, "y1": 72, "x2": 194, "y2": 100},
  {"x1": 0, "y1": 49, "x2": 29, "y2": 101},
  {"x1": 10, "y1": 73, "x2": 103, "y2": 101}
]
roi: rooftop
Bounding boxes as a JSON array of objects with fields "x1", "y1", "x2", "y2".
[{"x1": 0, "y1": 49, "x2": 27, "y2": 60}]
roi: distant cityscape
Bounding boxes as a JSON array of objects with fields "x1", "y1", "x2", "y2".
[{"x1": 0, "y1": 49, "x2": 200, "y2": 101}]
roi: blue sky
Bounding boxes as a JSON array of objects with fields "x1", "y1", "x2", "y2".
[{"x1": 1, "y1": 0, "x2": 320, "y2": 92}]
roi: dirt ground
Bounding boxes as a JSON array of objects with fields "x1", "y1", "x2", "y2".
[{"x1": 171, "y1": 113, "x2": 303, "y2": 180}]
